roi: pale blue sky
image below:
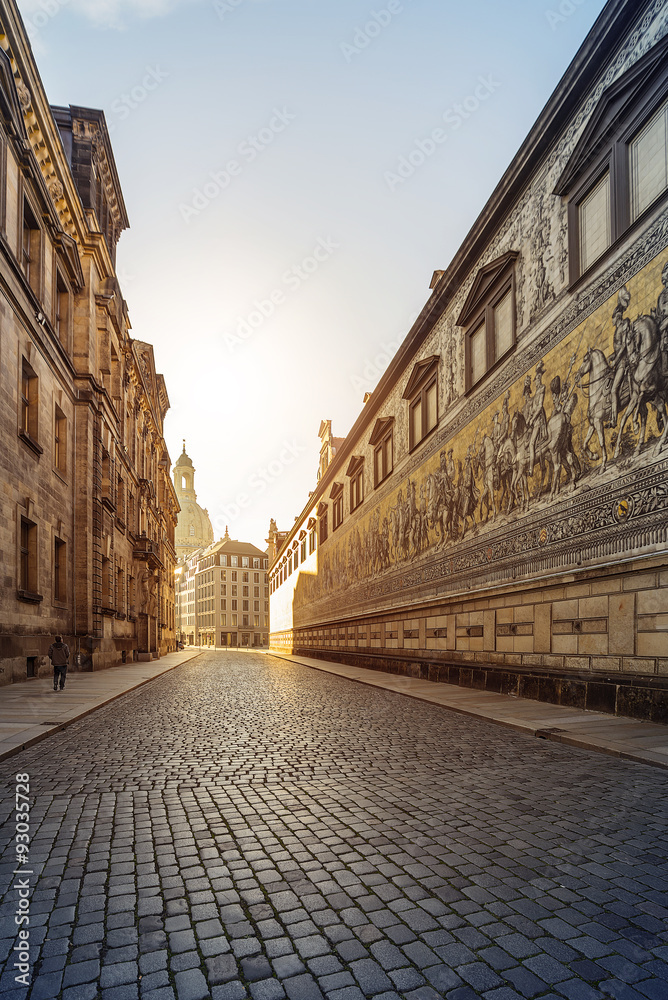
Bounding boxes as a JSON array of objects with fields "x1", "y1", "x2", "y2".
[{"x1": 19, "y1": 0, "x2": 608, "y2": 548}]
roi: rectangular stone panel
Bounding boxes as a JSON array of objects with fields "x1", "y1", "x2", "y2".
[
  {"x1": 609, "y1": 593, "x2": 635, "y2": 656},
  {"x1": 534, "y1": 603, "x2": 552, "y2": 654}
]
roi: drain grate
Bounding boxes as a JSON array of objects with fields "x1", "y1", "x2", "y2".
[{"x1": 535, "y1": 727, "x2": 566, "y2": 739}]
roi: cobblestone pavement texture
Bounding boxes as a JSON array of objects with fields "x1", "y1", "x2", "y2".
[{"x1": 1, "y1": 651, "x2": 667, "y2": 1000}]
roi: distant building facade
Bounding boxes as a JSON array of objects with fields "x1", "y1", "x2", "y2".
[
  {"x1": 176, "y1": 532, "x2": 270, "y2": 648},
  {"x1": 271, "y1": 0, "x2": 668, "y2": 721},
  {"x1": 173, "y1": 442, "x2": 214, "y2": 560},
  {"x1": 0, "y1": 0, "x2": 179, "y2": 684}
]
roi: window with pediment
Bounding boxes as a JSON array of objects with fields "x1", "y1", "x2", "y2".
[
  {"x1": 554, "y1": 36, "x2": 668, "y2": 283},
  {"x1": 458, "y1": 251, "x2": 518, "y2": 392},
  {"x1": 403, "y1": 356, "x2": 439, "y2": 450}
]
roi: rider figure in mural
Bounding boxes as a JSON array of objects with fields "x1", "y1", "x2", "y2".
[
  {"x1": 527, "y1": 361, "x2": 548, "y2": 473},
  {"x1": 609, "y1": 285, "x2": 632, "y2": 426},
  {"x1": 655, "y1": 261, "x2": 668, "y2": 375}
]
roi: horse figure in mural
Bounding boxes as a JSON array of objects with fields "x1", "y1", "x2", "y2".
[
  {"x1": 575, "y1": 347, "x2": 619, "y2": 472},
  {"x1": 497, "y1": 412, "x2": 531, "y2": 512},
  {"x1": 614, "y1": 314, "x2": 668, "y2": 459},
  {"x1": 540, "y1": 398, "x2": 580, "y2": 498}
]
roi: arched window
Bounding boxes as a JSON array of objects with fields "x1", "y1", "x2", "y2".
[{"x1": 189, "y1": 524, "x2": 195, "y2": 536}]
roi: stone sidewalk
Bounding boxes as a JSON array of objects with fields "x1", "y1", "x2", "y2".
[
  {"x1": 267, "y1": 651, "x2": 668, "y2": 771},
  {"x1": 0, "y1": 648, "x2": 203, "y2": 762}
]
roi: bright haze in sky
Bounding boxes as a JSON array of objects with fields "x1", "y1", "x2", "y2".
[{"x1": 18, "y1": 0, "x2": 608, "y2": 550}]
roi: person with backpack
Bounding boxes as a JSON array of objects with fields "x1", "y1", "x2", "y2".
[{"x1": 48, "y1": 636, "x2": 70, "y2": 691}]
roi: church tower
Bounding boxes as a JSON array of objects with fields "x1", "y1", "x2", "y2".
[{"x1": 173, "y1": 442, "x2": 214, "y2": 560}]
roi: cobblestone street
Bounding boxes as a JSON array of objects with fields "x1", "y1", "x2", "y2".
[{"x1": 1, "y1": 651, "x2": 667, "y2": 1000}]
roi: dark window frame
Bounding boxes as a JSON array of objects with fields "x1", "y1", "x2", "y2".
[
  {"x1": 463, "y1": 274, "x2": 516, "y2": 393},
  {"x1": 19, "y1": 516, "x2": 38, "y2": 596},
  {"x1": 555, "y1": 37, "x2": 668, "y2": 286},
  {"x1": 318, "y1": 504, "x2": 328, "y2": 545},
  {"x1": 408, "y1": 372, "x2": 438, "y2": 451},
  {"x1": 20, "y1": 357, "x2": 41, "y2": 453},
  {"x1": 54, "y1": 404, "x2": 67, "y2": 477}
]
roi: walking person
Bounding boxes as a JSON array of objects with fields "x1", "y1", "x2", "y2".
[{"x1": 48, "y1": 635, "x2": 70, "y2": 691}]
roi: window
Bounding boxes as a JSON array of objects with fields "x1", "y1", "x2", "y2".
[
  {"x1": 347, "y1": 456, "x2": 364, "y2": 511},
  {"x1": 21, "y1": 199, "x2": 41, "y2": 295},
  {"x1": 232, "y1": 585, "x2": 237, "y2": 597},
  {"x1": 300, "y1": 539, "x2": 306, "y2": 562},
  {"x1": 405, "y1": 357, "x2": 439, "y2": 450},
  {"x1": 253, "y1": 586, "x2": 260, "y2": 598},
  {"x1": 231, "y1": 556, "x2": 238, "y2": 567},
  {"x1": 101, "y1": 556, "x2": 112, "y2": 608},
  {"x1": 232, "y1": 614, "x2": 238, "y2": 626},
  {"x1": 232, "y1": 600, "x2": 237, "y2": 611},
  {"x1": 54, "y1": 537, "x2": 66, "y2": 603},
  {"x1": 242, "y1": 600, "x2": 249, "y2": 612},
  {"x1": 554, "y1": 39, "x2": 668, "y2": 282},
  {"x1": 458, "y1": 253, "x2": 517, "y2": 391},
  {"x1": 128, "y1": 492, "x2": 135, "y2": 533},
  {"x1": 221, "y1": 599, "x2": 226, "y2": 610},
  {"x1": 54, "y1": 405, "x2": 67, "y2": 475},
  {"x1": 242, "y1": 585, "x2": 249, "y2": 597},
  {"x1": 117, "y1": 476, "x2": 125, "y2": 524},
  {"x1": 293, "y1": 548, "x2": 299, "y2": 569},
  {"x1": 332, "y1": 485, "x2": 344, "y2": 531},
  {"x1": 117, "y1": 565, "x2": 124, "y2": 612},
  {"x1": 232, "y1": 571, "x2": 237, "y2": 581},
  {"x1": 254, "y1": 615, "x2": 260, "y2": 627},
  {"x1": 21, "y1": 358, "x2": 39, "y2": 444},
  {"x1": 369, "y1": 416, "x2": 394, "y2": 488},
  {"x1": 242, "y1": 556, "x2": 249, "y2": 567},
  {"x1": 55, "y1": 272, "x2": 70, "y2": 347},
  {"x1": 20, "y1": 517, "x2": 38, "y2": 595},
  {"x1": 318, "y1": 504, "x2": 328, "y2": 544},
  {"x1": 253, "y1": 573, "x2": 259, "y2": 583},
  {"x1": 631, "y1": 98, "x2": 668, "y2": 220},
  {"x1": 579, "y1": 172, "x2": 611, "y2": 271},
  {"x1": 242, "y1": 572, "x2": 249, "y2": 583},
  {"x1": 309, "y1": 522, "x2": 317, "y2": 554},
  {"x1": 253, "y1": 558, "x2": 260, "y2": 568}
]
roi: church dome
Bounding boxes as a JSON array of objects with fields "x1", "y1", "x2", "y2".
[{"x1": 173, "y1": 441, "x2": 213, "y2": 558}]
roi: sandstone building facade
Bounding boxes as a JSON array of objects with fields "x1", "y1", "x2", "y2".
[
  {"x1": 0, "y1": 0, "x2": 179, "y2": 684},
  {"x1": 271, "y1": 0, "x2": 668, "y2": 721}
]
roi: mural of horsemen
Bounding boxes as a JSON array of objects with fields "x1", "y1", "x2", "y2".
[{"x1": 300, "y1": 253, "x2": 668, "y2": 607}]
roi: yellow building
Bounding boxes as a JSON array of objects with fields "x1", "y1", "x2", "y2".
[
  {"x1": 176, "y1": 531, "x2": 270, "y2": 649},
  {"x1": 271, "y1": 0, "x2": 668, "y2": 722}
]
